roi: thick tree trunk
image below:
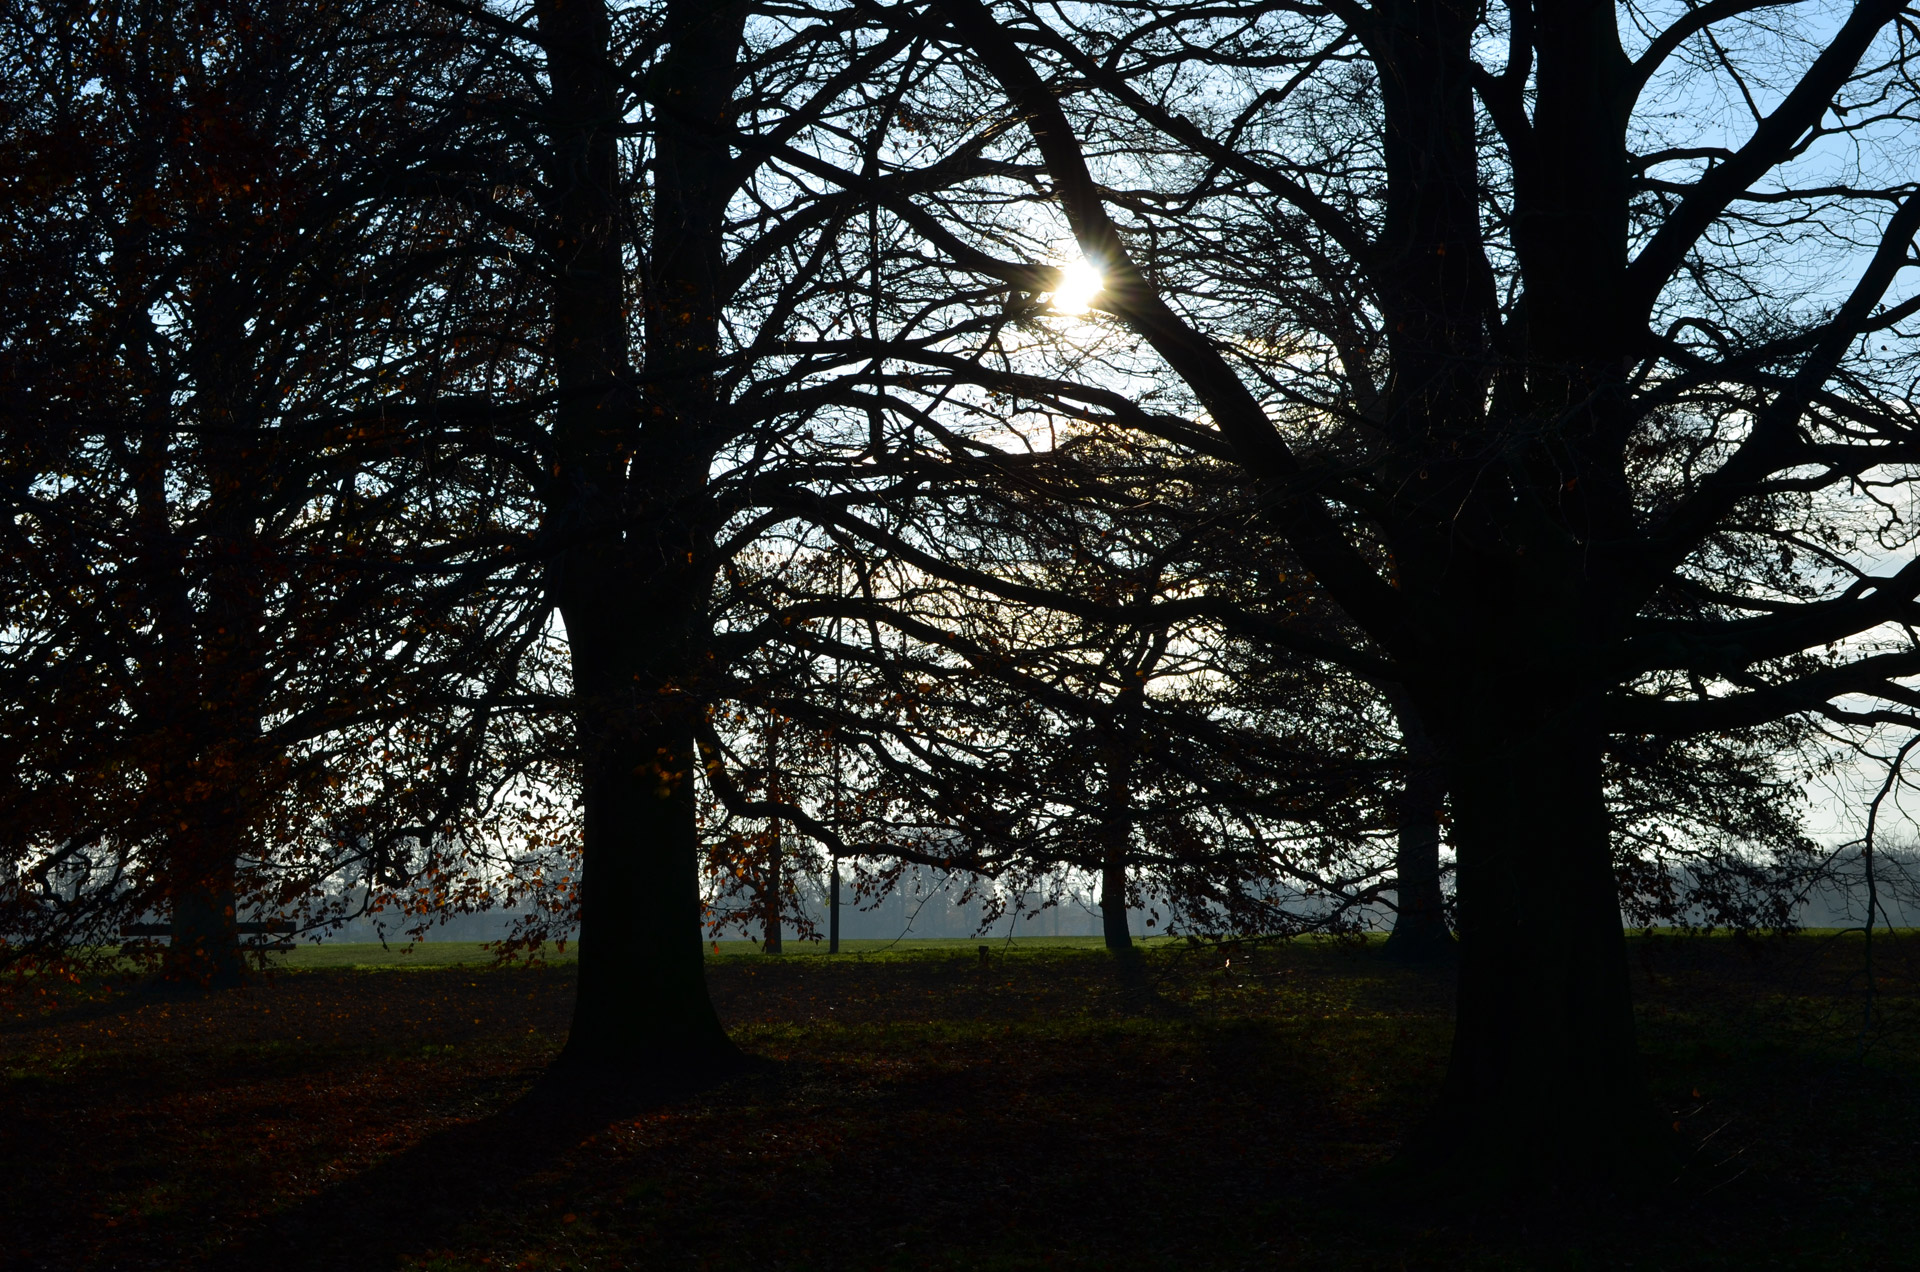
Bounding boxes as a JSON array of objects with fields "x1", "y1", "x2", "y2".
[
  {"x1": 1382, "y1": 760, "x2": 1450, "y2": 961},
  {"x1": 1405, "y1": 701, "x2": 1662, "y2": 1188},
  {"x1": 542, "y1": 0, "x2": 742, "y2": 1072},
  {"x1": 166, "y1": 849, "x2": 243, "y2": 988},
  {"x1": 134, "y1": 428, "x2": 249, "y2": 988},
  {"x1": 1368, "y1": 0, "x2": 1647, "y2": 1189},
  {"x1": 564, "y1": 633, "x2": 731, "y2": 1065},
  {"x1": 1383, "y1": 694, "x2": 1452, "y2": 961},
  {"x1": 144, "y1": 499, "x2": 263, "y2": 990}
]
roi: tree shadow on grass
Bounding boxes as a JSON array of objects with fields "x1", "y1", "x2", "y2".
[
  {"x1": 210, "y1": 1054, "x2": 771, "y2": 1272},
  {"x1": 0, "y1": 973, "x2": 231, "y2": 1037},
  {"x1": 1108, "y1": 945, "x2": 1189, "y2": 1018}
]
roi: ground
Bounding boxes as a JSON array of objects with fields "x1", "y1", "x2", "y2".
[{"x1": 1, "y1": 934, "x2": 1915, "y2": 1270}]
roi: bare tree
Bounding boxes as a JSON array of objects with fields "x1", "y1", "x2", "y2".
[
  {"x1": 0, "y1": 0, "x2": 540, "y2": 984},
  {"x1": 752, "y1": 0, "x2": 1920, "y2": 1185}
]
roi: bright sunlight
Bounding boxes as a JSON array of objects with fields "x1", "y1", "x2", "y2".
[{"x1": 1050, "y1": 257, "x2": 1104, "y2": 315}]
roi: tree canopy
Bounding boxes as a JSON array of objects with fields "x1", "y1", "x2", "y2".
[{"x1": 6, "y1": 0, "x2": 1916, "y2": 1194}]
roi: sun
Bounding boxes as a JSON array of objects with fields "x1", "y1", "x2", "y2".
[{"x1": 1050, "y1": 258, "x2": 1104, "y2": 315}]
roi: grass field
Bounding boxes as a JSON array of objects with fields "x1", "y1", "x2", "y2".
[
  {"x1": 3, "y1": 933, "x2": 1916, "y2": 1270},
  {"x1": 266, "y1": 934, "x2": 1185, "y2": 969}
]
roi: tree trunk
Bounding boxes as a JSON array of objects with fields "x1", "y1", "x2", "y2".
[
  {"x1": 144, "y1": 486, "x2": 263, "y2": 990},
  {"x1": 763, "y1": 819, "x2": 784, "y2": 954},
  {"x1": 166, "y1": 848, "x2": 243, "y2": 988},
  {"x1": 1099, "y1": 836, "x2": 1131, "y2": 952},
  {"x1": 1405, "y1": 700, "x2": 1663, "y2": 1188},
  {"x1": 1382, "y1": 758, "x2": 1451, "y2": 961},
  {"x1": 1099, "y1": 679, "x2": 1140, "y2": 952},
  {"x1": 134, "y1": 415, "x2": 249, "y2": 988},
  {"x1": 828, "y1": 855, "x2": 841, "y2": 953},
  {"x1": 1371, "y1": 0, "x2": 1647, "y2": 1187},
  {"x1": 763, "y1": 713, "x2": 784, "y2": 953},
  {"x1": 564, "y1": 638, "x2": 731, "y2": 1065},
  {"x1": 541, "y1": 0, "x2": 742, "y2": 1072},
  {"x1": 1383, "y1": 693, "x2": 1452, "y2": 961}
]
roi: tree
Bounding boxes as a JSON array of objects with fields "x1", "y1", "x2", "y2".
[
  {"x1": 787, "y1": 0, "x2": 1920, "y2": 1186},
  {"x1": 0, "y1": 0, "x2": 538, "y2": 985},
  {"x1": 762, "y1": 432, "x2": 1404, "y2": 948},
  {"x1": 511, "y1": 0, "x2": 742, "y2": 1066},
  {"x1": 467, "y1": 0, "x2": 983, "y2": 1067}
]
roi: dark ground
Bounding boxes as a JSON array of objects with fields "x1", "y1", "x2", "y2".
[{"x1": 2, "y1": 934, "x2": 1915, "y2": 1270}]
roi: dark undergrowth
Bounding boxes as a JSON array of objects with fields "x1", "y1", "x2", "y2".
[{"x1": 2, "y1": 933, "x2": 1914, "y2": 1270}]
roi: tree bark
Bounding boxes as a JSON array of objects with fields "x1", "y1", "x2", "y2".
[
  {"x1": 828, "y1": 855, "x2": 841, "y2": 953},
  {"x1": 541, "y1": 0, "x2": 742, "y2": 1071},
  {"x1": 1405, "y1": 693, "x2": 1662, "y2": 1187},
  {"x1": 1097, "y1": 739, "x2": 1133, "y2": 953},
  {"x1": 135, "y1": 460, "x2": 248, "y2": 989},
  {"x1": 1099, "y1": 834, "x2": 1131, "y2": 952},
  {"x1": 166, "y1": 849, "x2": 243, "y2": 988},
  {"x1": 763, "y1": 819, "x2": 784, "y2": 954},
  {"x1": 142, "y1": 323, "x2": 270, "y2": 990},
  {"x1": 1382, "y1": 693, "x2": 1452, "y2": 961},
  {"x1": 564, "y1": 653, "x2": 731, "y2": 1064},
  {"x1": 1372, "y1": 0, "x2": 1651, "y2": 1186},
  {"x1": 1099, "y1": 675, "x2": 1142, "y2": 952}
]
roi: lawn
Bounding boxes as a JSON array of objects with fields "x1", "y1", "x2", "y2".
[
  {"x1": 261, "y1": 934, "x2": 1182, "y2": 970},
  {"x1": 2, "y1": 933, "x2": 1915, "y2": 1270}
]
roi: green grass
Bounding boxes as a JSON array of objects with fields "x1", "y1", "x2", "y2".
[
  {"x1": 270, "y1": 927, "x2": 1907, "y2": 970},
  {"x1": 706, "y1": 933, "x2": 1189, "y2": 958},
  {"x1": 270, "y1": 940, "x2": 575, "y2": 969},
  {"x1": 266, "y1": 933, "x2": 1193, "y2": 969}
]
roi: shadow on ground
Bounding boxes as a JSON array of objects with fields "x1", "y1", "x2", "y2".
[
  {"x1": 210, "y1": 1061, "x2": 752, "y2": 1272},
  {"x1": 5, "y1": 938, "x2": 1910, "y2": 1269}
]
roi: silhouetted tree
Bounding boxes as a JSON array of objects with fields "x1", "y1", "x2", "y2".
[
  {"x1": 775, "y1": 0, "x2": 1920, "y2": 1186},
  {"x1": 463, "y1": 0, "x2": 999, "y2": 1067},
  {"x1": 0, "y1": 0, "x2": 540, "y2": 984}
]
